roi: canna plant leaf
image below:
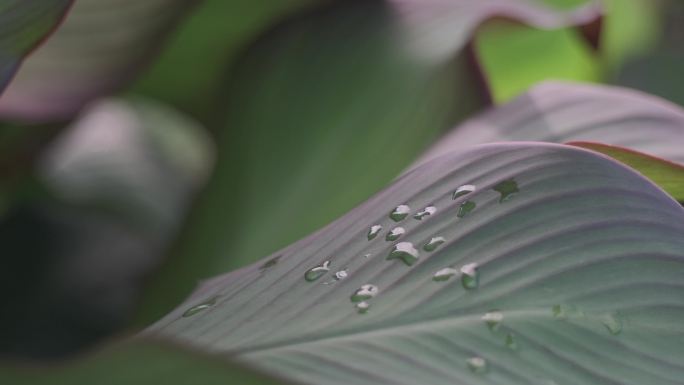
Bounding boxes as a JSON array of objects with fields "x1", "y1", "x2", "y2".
[
  {"x1": 0, "y1": 0, "x2": 72, "y2": 94},
  {"x1": 138, "y1": 0, "x2": 603, "y2": 322},
  {"x1": 0, "y1": 0, "x2": 196, "y2": 122},
  {"x1": 415, "y1": 81, "x2": 684, "y2": 169},
  {"x1": 567, "y1": 141, "x2": 684, "y2": 201},
  {"x1": 147, "y1": 142, "x2": 684, "y2": 385}
]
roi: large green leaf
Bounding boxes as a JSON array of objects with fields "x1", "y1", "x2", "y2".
[
  {"x1": 148, "y1": 142, "x2": 684, "y2": 385},
  {"x1": 0, "y1": 340, "x2": 293, "y2": 385},
  {"x1": 0, "y1": 1, "x2": 72, "y2": 94},
  {"x1": 0, "y1": 0, "x2": 195, "y2": 122},
  {"x1": 137, "y1": 0, "x2": 602, "y2": 322},
  {"x1": 130, "y1": 0, "x2": 324, "y2": 122},
  {"x1": 415, "y1": 81, "x2": 684, "y2": 169}
]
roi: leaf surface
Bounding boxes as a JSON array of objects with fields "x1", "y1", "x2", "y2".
[
  {"x1": 0, "y1": 0, "x2": 72, "y2": 94},
  {"x1": 149, "y1": 142, "x2": 684, "y2": 385}
]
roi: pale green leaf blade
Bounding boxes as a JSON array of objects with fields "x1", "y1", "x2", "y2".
[{"x1": 149, "y1": 142, "x2": 684, "y2": 385}]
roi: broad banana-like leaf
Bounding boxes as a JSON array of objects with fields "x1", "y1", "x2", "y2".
[
  {"x1": 0, "y1": 0, "x2": 72, "y2": 94},
  {"x1": 568, "y1": 141, "x2": 684, "y2": 201},
  {"x1": 0, "y1": 0, "x2": 195, "y2": 122},
  {"x1": 415, "y1": 81, "x2": 684, "y2": 169},
  {"x1": 139, "y1": 0, "x2": 602, "y2": 322},
  {"x1": 149, "y1": 142, "x2": 684, "y2": 385}
]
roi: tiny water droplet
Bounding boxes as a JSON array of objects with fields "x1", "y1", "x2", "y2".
[
  {"x1": 367, "y1": 225, "x2": 382, "y2": 240},
  {"x1": 433, "y1": 267, "x2": 459, "y2": 282},
  {"x1": 351, "y1": 284, "x2": 379, "y2": 302},
  {"x1": 551, "y1": 304, "x2": 582, "y2": 320},
  {"x1": 390, "y1": 204, "x2": 411, "y2": 221},
  {"x1": 453, "y1": 184, "x2": 476, "y2": 200},
  {"x1": 334, "y1": 270, "x2": 348, "y2": 280},
  {"x1": 457, "y1": 201, "x2": 476, "y2": 218},
  {"x1": 493, "y1": 179, "x2": 519, "y2": 202},
  {"x1": 601, "y1": 313, "x2": 622, "y2": 335},
  {"x1": 423, "y1": 236, "x2": 445, "y2": 251},
  {"x1": 505, "y1": 333, "x2": 518, "y2": 350},
  {"x1": 482, "y1": 311, "x2": 503, "y2": 331},
  {"x1": 460, "y1": 263, "x2": 479, "y2": 289},
  {"x1": 413, "y1": 205, "x2": 436, "y2": 220},
  {"x1": 387, "y1": 242, "x2": 419, "y2": 266},
  {"x1": 356, "y1": 301, "x2": 370, "y2": 314},
  {"x1": 260, "y1": 255, "x2": 280, "y2": 270},
  {"x1": 467, "y1": 356, "x2": 488, "y2": 374},
  {"x1": 182, "y1": 296, "x2": 218, "y2": 317},
  {"x1": 386, "y1": 227, "x2": 405, "y2": 241},
  {"x1": 305, "y1": 260, "x2": 331, "y2": 282}
]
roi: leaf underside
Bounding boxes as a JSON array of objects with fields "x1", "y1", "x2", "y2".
[{"x1": 149, "y1": 142, "x2": 684, "y2": 385}]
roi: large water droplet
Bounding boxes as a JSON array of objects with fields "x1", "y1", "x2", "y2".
[
  {"x1": 423, "y1": 236, "x2": 445, "y2": 251},
  {"x1": 482, "y1": 311, "x2": 503, "y2": 331},
  {"x1": 601, "y1": 313, "x2": 622, "y2": 335},
  {"x1": 351, "y1": 284, "x2": 379, "y2": 302},
  {"x1": 182, "y1": 296, "x2": 218, "y2": 318},
  {"x1": 334, "y1": 270, "x2": 348, "y2": 280},
  {"x1": 457, "y1": 201, "x2": 476, "y2": 218},
  {"x1": 453, "y1": 184, "x2": 476, "y2": 200},
  {"x1": 493, "y1": 179, "x2": 519, "y2": 202},
  {"x1": 460, "y1": 263, "x2": 479, "y2": 289},
  {"x1": 356, "y1": 301, "x2": 370, "y2": 314},
  {"x1": 387, "y1": 242, "x2": 419, "y2": 266},
  {"x1": 413, "y1": 205, "x2": 436, "y2": 220},
  {"x1": 467, "y1": 357, "x2": 488, "y2": 374},
  {"x1": 505, "y1": 333, "x2": 518, "y2": 350},
  {"x1": 367, "y1": 225, "x2": 382, "y2": 240},
  {"x1": 433, "y1": 267, "x2": 458, "y2": 282},
  {"x1": 390, "y1": 205, "x2": 411, "y2": 221},
  {"x1": 305, "y1": 260, "x2": 331, "y2": 282},
  {"x1": 386, "y1": 227, "x2": 405, "y2": 241}
]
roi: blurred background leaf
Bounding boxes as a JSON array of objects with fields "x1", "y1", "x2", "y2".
[
  {"x1": 0, "y1": 0, "x2": 72, "y2": 93},
  {"x1": 0, "y1": 0, "x2": 196, "y2": 122},
  {"x1": 0, "y1": 98, "x2": 213, "y2": 359},
  {"x1": 0, "y1": 340, "x2": 295, "y2": 385},
  {"x1": 129, "y1": 0, "x2": 327, "y2": 123}
]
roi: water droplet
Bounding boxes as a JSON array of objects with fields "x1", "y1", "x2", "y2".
[
  {"x1": 467, "y1": 356, "x2": 488, "y2": 374},
  {"x1": 423, "y1": 236, "x2": 445, "y2": 251},
  {"x1": 387, "y1": 242, "x2": 419, "y2": 266},
  {"x1": 390, "y1": 204, "x2": 411, "y2": 221},
  {"x1": 385, "y1": 227, "x2": 405, "y2": 241},
  {"x1": 351, "y1": 284, "x2": 379, "y2": 302},
  {"x1": 367, "y1": 225, "x2": 382, "y2": 240},
  {"x1": 182, "y1": 296, "x2": 218, "y2": 317},
  {"x1": 356, "y1": 301, "x2": 370, "y2": 314},
  {"x1": 551, "y1": 304, "x2": 582, "y2": 320},
  {"x1": 460, "y1": 263, "x2": 479, "y2": 289},
  {"x1": 482, "y1": 311, "x2": 503, "y2": 331},
  {"x1": 505, "y1": 333, "x2": 518, "y2": 350},
  {"x1": 305, "y1": 260, "x2": 331, "y2": 282},
  {"x1": 493, "y1": 179, "x2": 519, "y2": 202},
  {"x1": 457, "y1": 200, "x2": 476, "y2": 218},
  {"x1": 413, "y1": 205, "x2": 436, "y2": 220},
  {"x1": 453, "y1": 184, "x2": 476, "y2": 200},
  {"x1": 601, "y1": 313, "x2": 622, "y2": 335},
  {"x1": 334, "y1": 270, "x2": 348, "y2": 280},
  {"x1": 260, "y1": 255, "x2": 280, "y2": 270},
  {"x1": 433, "y1": 267, "x2": 459, "y2": 281}
]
